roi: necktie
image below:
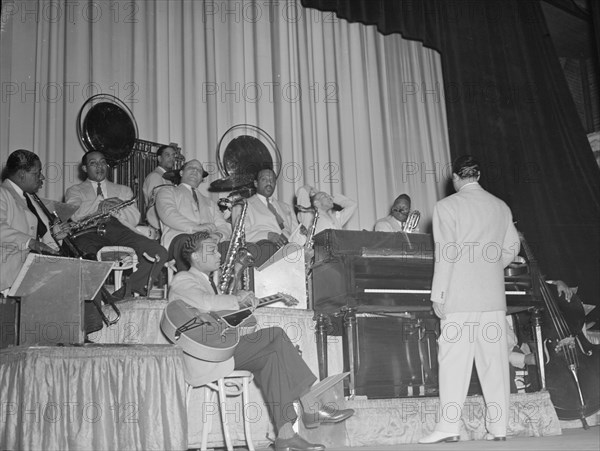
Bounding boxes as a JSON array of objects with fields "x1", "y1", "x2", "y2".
[
  {"x1": 96, "y1": 182, "x2": 103, "y2": 197},
  {"x1": 25, "y1": 194, "x2": 48, "y2": 239},
  {"x1": 192, "y1": 187, "x2": 199, "y2": 206},
  {"x1": 209, "y1": 272, "x2": 219, "y2": 294},
  {"x1": 266, "y1": 198, "x2": 285, "y2": 230}
]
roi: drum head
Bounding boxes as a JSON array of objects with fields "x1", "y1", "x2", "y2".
[{"x1": 77, "y1": 94, "x2": 138, "y2": 165}]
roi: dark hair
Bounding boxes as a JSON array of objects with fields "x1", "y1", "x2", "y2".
[
  {"x1": 452, "y1": 155, "x2": 480, "y2": 179},
  {"x1": 2, "y1": 149, "x2": 40, "y2": 180},
  {"x1": 394, "y1": 193, "x2": 411, "y2": 205},
  {"x1": 181, "y1": 231, "x2": 214, "y2": 265},
  {"x1": 157, "y1": 145, "x2": 175, "y2": 158},
  {"x1": 81, "y1": 151, "x2": 106, "y2": 166}
]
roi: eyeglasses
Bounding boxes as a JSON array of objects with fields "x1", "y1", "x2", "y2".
[{"x1": 392, "y1": 208, "x2": 409, "y2": 214}]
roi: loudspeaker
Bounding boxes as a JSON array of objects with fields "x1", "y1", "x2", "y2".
[{"x1": 8, "y1": 254, "x2": 113, "y2": 345}]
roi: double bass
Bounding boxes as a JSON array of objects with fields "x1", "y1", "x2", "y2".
[{"x1": 520, "y1": 233, "x2": 600, "y2": 426}]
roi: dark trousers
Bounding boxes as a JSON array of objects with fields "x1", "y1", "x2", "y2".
[
  {"x1": 233, "y1": 327, "x2": 316, "y2": 432},
  {"x1": 73, "y1": 217, "x2": 168, "y2": 294}
]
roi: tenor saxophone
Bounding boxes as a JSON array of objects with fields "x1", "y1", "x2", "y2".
[
  {"x1": 219, "y1": 199, "x2": 253, "y2": 294},
  {"x1": 297, "y1": 205, "x2": 319, "y2": 250},
  {"x1": 69, "y1": 198, "x2": 137, "y2": 238}
]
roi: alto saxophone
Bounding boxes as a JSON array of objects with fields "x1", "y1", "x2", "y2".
[
  {"x1": 68, "y1": 198, "x2": 137, "y2": 238},
  {"x1": 402, "y1": 210, "x2": 421, "y2": 233},
  {"x1": 219, "y1": 199, "x2": 254, "y2": 294}
]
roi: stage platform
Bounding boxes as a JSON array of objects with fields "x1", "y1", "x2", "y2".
[{"x1": 2, "y1": 297, "x2": 597, "y2": 450}]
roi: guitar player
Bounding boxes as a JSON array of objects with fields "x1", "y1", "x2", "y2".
[{"x1": 167, "y1": 231, "x2": 354, "y2": 451}]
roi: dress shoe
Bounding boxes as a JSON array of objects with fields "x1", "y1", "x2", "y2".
[
  {"x1": 111, "y1": 286, "x2": 129, "y2": 300},
  {"x1": 485, "y1": 433, "x2": 506, "y2": 441},
  {"x1": 301, "y1": 404, "x2": 355, "y2": 429},
  {"x1": 274, "y1": 433, "x2": 325, "y2": 451},
  {"x1": 418, "y1": 431, "x2": 460, "y2": 444}
]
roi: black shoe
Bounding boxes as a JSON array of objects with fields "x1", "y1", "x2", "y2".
[
  {"x1": 112, "y1": 286, "x2": 129, "y2": 300},
  {"x1": 302, "y1": 404, "x2": 355, "y2": 429},
  {"x1": 274, "y1": 434, "x2": 325, "y2": 451}
]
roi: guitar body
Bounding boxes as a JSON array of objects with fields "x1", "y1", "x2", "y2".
[{"x1": 161, "y1": 300, "x2": 253, "y2": 362}]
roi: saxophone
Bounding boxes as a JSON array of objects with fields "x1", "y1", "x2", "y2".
[
  {"x1": 402, "y1": 210, "x2": 421, "y2": 233},
  {"x1": 297, "y1": 205, "x2": 319, "y2": 250},
  {"x1": 68, "y1": 198, "x2": 137, "y2": 238},
  {"x1": 219, "y1": 199, "x2": 254, "y2": 294}
]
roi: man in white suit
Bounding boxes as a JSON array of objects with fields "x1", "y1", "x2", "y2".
[
  {"x1": 419, "y1": 155, "x2": 520, "y2": 444},
  {"x1": 0, "y1": 150, "x2": 68, "y2": 292},
  {"x1": 142, "y1": 144, "x2": 177, "y2": 230},
  {"x1": 155, "y1": 159, "x2": 231, "y2": 270},
  {"x1": 374, "y1": 194, "x2": 419, "y2": 232},
  {"x1": 65, "y1": 151, "x2": 167, "y2": 298},
  {"x1": 236, "y1": 168, "x2": 300, "y2": 266}
]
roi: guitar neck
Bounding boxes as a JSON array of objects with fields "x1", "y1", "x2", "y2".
[{"x1": 257, "y1": 294, "x2": 285, "y2": 309}]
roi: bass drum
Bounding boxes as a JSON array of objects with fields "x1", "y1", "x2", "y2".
[
  {"x1": 209, "y1": 124, "x2": 281, "y2": 193},
  {"x1": 76, "y1": 94, "x2": 138, "y2": 165}
]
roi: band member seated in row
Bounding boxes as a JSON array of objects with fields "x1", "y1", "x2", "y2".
[
  {"x1": 155, "y1": 159, "x2": 231, "y2": 271},
  {"x1": 234, "y1": 168, "x2": 300, "y2": 267},
  {"x1": 296, "y1": 184, "x2": 357, "y2": 236},
  {"x1": 374, "y1": 193, "x2": 420, "y2": 232},
  {"x1": 65, "y1": 151, "x2": 168, "y2": 298},
  {"x1": 167, "y1": 231, "x2": 354, "y2": 451},
  {"x1": 1, "y1": 150, "x2": 69, "y2": 292},
  {"x1": 142, "y1": 144, "x2": 178, "y2": 230}
]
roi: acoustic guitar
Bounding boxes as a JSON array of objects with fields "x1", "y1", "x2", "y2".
[{"x1": 160, "y1": 292, "x2": 298, "y2": 362}]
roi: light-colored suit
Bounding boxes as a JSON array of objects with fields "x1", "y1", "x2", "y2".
[
  {"x1": 374, "y1": 215, "x2": 403, "y2": 232},
  {"x1": 243, "y1": 194, "x2": 298, "y2": 243},
  {"x1": 156, "y1": 184, "x2": 231, "y2": 251},
  {"x1": 65, "y1": 180, "x2": 140, "y2": 231},
  {"x1": 142, "y1": 167, "x2": 172, "y2": 229},
  {"x1": 431, "y1": 182, "x2": 520, "y2": 437},
  {"x1": 0, "y1": 180, "x2": 56, "y2": 291}
]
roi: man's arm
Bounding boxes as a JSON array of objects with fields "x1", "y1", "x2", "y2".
[
  {"x1": 333, "y1": 193, "x2": 358, "y2": 227},
  {"x1": 430, "y1": 203, "x2": 455, "y2": 305},
  {"x1": 501, "y1": 211, "x2": 520, "y2": 268},
  {"x1": 374, "y1": 218, "x2": 393, "y2": 232},
  {"x1": 65, "y1": 184, "x2": 101, "y2": 221}
]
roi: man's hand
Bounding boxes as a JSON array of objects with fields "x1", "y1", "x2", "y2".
[
  {"x1": 99, "y1": 197, "x2": 123, "y2": 214},
  {"x1": 267, "y1": 232, "x2": 288, "y2": 248},
  {"x1": 555, "y1": 280, "x2": 575, "y2": 302},
  {"x1": 29, "y1": 240, "x2": 60, "y2": 255},
  {"x1": 524, "y1": 353, "x2": 536, "y2": 366},
  {"x1": 237, "y1": 291, "x2": 259, "y2": 309},
  {"x1": 432, "y1": 301, "x2": 446, "y2": 320},
  {"x1": 52, "y1": 223, "x2": 70, "y2": 240},
  {"x1": 195, "y1": 223, "x2": 217, "y2": 234}
]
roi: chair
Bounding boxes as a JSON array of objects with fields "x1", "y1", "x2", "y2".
[
  {"x1": 96, "y1": 246, "x2": 138, "y2": 291},
  {"x1": 187, "y1": 370, "x2": 255, "y2": 451}
]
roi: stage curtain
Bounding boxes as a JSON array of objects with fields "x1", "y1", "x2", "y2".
[
  {"x1": 0, "y1": 0, "x2": 450, "y2": 232},
  {"x1": 302, "y1": 0, "x2": 600, "y2": 303},
  {"x1": 0, "y1": 345, "x2": 187, "y2": 451}
]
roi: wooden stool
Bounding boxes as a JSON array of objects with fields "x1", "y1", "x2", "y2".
[{"x1": 187, "y1": 370, "x2": 255, "y2": 451}]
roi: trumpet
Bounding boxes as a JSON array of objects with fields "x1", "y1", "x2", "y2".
[
  {"x1": 68, "y1": 198, "x2": 137, "y2": 237},
  {"x1": 402, "y1": 210, "x2": 421, "y2": 233}
]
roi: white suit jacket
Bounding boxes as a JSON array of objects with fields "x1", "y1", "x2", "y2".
[
  {"x1": 65, "y1": 180, "x2": 141, "y2": 232},
  {"x1": 142, "y1": 167, "x2": 173, "y2": 229},
  {"x1": 156, "y1": 184, "x2": 231, "y2": 250},
  {"x1": 430, "y1": 183, "x2": 520, "y2": 313},
  {"x1": 243, "y1": 194, "x2": 298, "y2": 243},
  {"x1": 167, "y1": 267, "x2": 240, "y2": 386},
  {"x1": 0, "y1": 180, "x2": 56, "y2": 291},
  {"x1": 374, "y1": 215, "x2": 403, "y2": 232}
]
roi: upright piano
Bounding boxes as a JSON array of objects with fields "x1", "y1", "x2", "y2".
[{"x1": 311, "y1": 230, "x2": 539, "y2": 398}]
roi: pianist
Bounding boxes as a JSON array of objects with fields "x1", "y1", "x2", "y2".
[{"x1": 374, "y1": 194, "x2": 419, "y2": 232}]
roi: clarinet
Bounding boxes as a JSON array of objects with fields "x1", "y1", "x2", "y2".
[{"x1": 30, "y1": 193, "x2": 121, "y2": 326}]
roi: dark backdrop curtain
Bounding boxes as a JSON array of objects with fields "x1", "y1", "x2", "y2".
[{"x1": 302, "y1": 0, "x2": 600, "y2": 305}]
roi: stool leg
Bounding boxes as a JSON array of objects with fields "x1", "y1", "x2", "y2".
[
  {"x1": 200, "y1": 388, "x2": 216, "y2": 451},
  {"x1": 113, "y1": 269, "x2": 123, "y2": 290},
  {"x1": 218, "y1": 379, "x2": 234, "y2": 451},
  {"x1": 242, "y1": 376, "x2": 254, "y2": 451}
]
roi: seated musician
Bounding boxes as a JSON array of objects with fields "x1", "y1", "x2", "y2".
[
  {"x1": 234, "y1": 168, "x2": 301, "y2": 267},
  {"x1": 155, "y1": 159, "x2": 231, "y2": 271},
  {"x1": 142, "y1": 144, "x2": 178, "y2": 231},
  {"x1": 168, "y1": 231, "x2": 354, "y2": 451},
  {"x1": 374, "y1": 194, "x2": 420, "y2": 232},
  {"x1": 1, "y1": 149, "x2": 69, "y2": 293},
  {"x1": 296, "y1": 185, "x2": 357, "y2": 236},
  {"x1": 65, "y1": 151, "x2": 168, "y2": 298}
]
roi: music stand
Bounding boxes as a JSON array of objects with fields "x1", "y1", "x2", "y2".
[{"x1": 8, "y1": 254, "x2": 114, "y2": 345}]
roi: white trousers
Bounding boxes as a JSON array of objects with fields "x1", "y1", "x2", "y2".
[{"x1": 436, "y1": 310, "x2": 510, "y2": 436}]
